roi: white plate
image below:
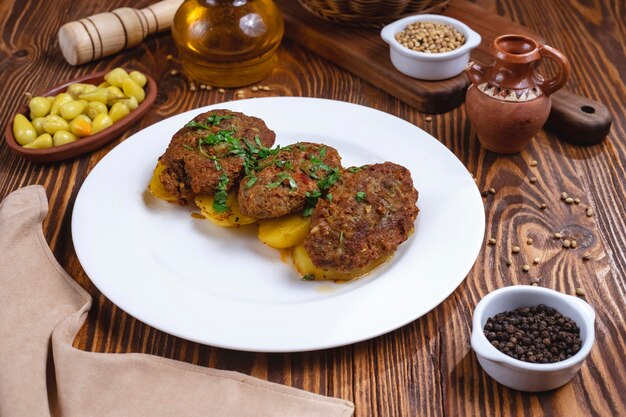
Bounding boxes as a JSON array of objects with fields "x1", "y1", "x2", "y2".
[{"x1": 72, "y1": 97, "x2": 485, "y2": 352}]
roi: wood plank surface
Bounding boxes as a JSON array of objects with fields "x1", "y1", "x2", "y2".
[{"x1": 1, "y1": 0, "x2": 625, "y2": 416}]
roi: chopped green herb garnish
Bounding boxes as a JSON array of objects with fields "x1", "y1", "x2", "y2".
[
  {"x1": 301, "y1": 274, "x2": 315, "y2": 281},
  {"x1": 303, "y1": 207, "x2": 314, "y2": 217},
  {"x1": 326, "y1": 193, "x2": 333, "y2": 202},
  {"x1": 213, "y1": 174, "x2": 229, "y2": 213},
  {"x1": 317, "y1": 167, "x2": 341, "y2": 190},
  {"x1": 339, "y1": 230, "x2": 344, "y2": 245},
  {"x1": 319, "y1": 146, "x2": 327, "y2": 157},
  {"x1": 245, "y1": 176, "x2": 258, "y2": 188},
  {"x1": 355, "y1": 191, "x2": 366, "y2": 203},
  {"x1": 347, "y1": 166, "x2": 363, "y2": 173},
  {"x1": 266, "y1": 172, "x2": 297, "y2": 190},
  {"x1": 185, "y1": 114, "x2": 232, "y2": 130}
]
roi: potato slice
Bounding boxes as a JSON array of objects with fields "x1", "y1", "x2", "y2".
[
  {"x1": 148, "y1": 162, "x2": 178, "y2": 202},
  {"x1": 258, "y1": 213, "x2": 311, "y2": 249},
  {"x1": 194, "y1": 192, "x2": 257, "y2": 227},
  {"x1": 292, "y1": 243, "x2": 391, "y2": 281}
]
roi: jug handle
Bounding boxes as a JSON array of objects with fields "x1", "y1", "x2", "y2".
[
  {"x1": 536, "y1": 45, "x2": 571, "y2": 96},
  {"x1": 465, "y1": 61, "x2": 486, "y2": 86}
]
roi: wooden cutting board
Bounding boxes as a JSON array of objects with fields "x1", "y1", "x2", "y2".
[
  {"x1": 276, "y1": 0, "x2": 612, "y2": 144},
  {"x1": 276, "y1": 0, "x2": 542, "y2": 114}
]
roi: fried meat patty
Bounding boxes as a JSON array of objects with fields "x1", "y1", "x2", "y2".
[
  {"x1": 159, "y1": 109, "x2": 276, "y2": 202},
  {"x1": 304, "y1": 162, "x2": 419, "y2": 271},
  {"x1": 238, "y1": 142, "x2": 341, "y2": 219}
]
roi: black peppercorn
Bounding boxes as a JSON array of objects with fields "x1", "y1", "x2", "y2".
[{"x1": 483, "y1": 305, "x2": 582, "y2": 363}]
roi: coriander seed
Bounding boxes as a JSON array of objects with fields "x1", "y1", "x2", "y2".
[
  {"x1": 586, "y1": 208, "x2": 594, "y2": 217},
  {"x1": 571, "y1": 240, "x2": 578, "y2": 248},
  {"x1": 251, "y1": 86, "x2": 259, "y2": 92},
  {"x1": 512, "y1": 246, "x2": 521, "y2": 254},
  {"x1": 522, "y1": 264, "x2": 530, "y2": 272},
  {"x1": 540, "y1": 203, "x2": 547, "y2": 210},
  {"x1": 170, "y1": 69, "x2": 179, "y2": 76},
  {"x1": 218, "y1": 88, "x2": 225, "y2": 93},
  {"x1": 395, "y1": 21, "x2": 466, "y2": 54},
  {"x1": 488, "y1": 188, "x2": 496, "y2": 194},
  {"x1": 565, "y1": 197, "x2": 574, "y2": 204},
  {"x1": 563, "y1": 239, "x2": 571, "y2": 248},
  {"x1": 530, "y1": 177, "x2": 537, "y2": 183},
  {"x1": 554, "y1": 232, "x2": 562, "y2": 239},
  {"x1": 561, "y1": 192, "x2": 568, "y2": 200},
  {"x1": 530, "y1": 160, "x2": 538, "y2": 166},
  {"x1": 582, "y1": 254, "x2": 591, "y2": 261},
  {"x1": 533, "y1": 257, "x2": 540, "y2": 264},
  {"x1": 488, "y1": 238, "x2": 496, "y2": 245},
  {"x1": 576, "y1": 287, "x2": 586, "y2": 297},
  {"x1": 527, "y1": 238, "x2": 533, "y2": 245},
  {"x1": 425, "y1": 116, "x2": 433, "y2": 122}
]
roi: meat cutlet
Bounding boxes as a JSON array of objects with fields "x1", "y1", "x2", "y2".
[
  {"x1": 304, "y1": 162, "x2": 419, "y2": 271},
  {"x1": 238, "y1": 142, "x2": 342, "y2": 219},
  {"x1": 159, "y1": 109, "x2": 276, "y2": 202}
]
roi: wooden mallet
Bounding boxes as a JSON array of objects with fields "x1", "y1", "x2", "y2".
[{"x1": 58, "y1": 0, "x2": 183, "y2": 65}]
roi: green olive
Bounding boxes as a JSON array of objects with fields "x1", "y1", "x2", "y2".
[
  {"x1": 129, "y1": 71, "x2": 147, "y2": 88},
  {"x1": 29, "y1": 96, "x2": 52, "y2": 118},
  {"x1": 53, "y1": 130, "x2": 78, "y2": 146},
  {"x1": 43, "y1": 115, "x2": 70, "y2": 135},
  {"x1": 69, "y1": 115, "x2": 92, "y2": 137},
  {"x1": 79, "y1": 88, "x2": 109, "y2": 104},
  {"x1": 122, "y1": 78, "x2": 145, "y2": 103},
  {"x1": 23, "y1": 133, "x2": 53, "y2": 149},
  {"x1": 92, "y1": 113, "x2": 113, "y2": 133},
  {"x1": 50, "y1": 93, "x2": 73, "y2": 116},
  {"x1": 31, "y1": 117, "x2": 46, "y2": 135},
  {"x1": 84, "y1": 101, "x2": 108, "y2": 119},
  {"x1": 109, "y1": 101, "x2": 130, "y2": 123},
  {"x1": 104, "y1": 68, "x2": 130, "y2": 88},
  {"x1": 12, "y1": 114, "x2": 37, "y2": 145},
  {"x1": 60, "y1": 100, "x2": 87, "y2": 120}
]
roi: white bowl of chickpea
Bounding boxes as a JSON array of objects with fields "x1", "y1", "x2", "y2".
[
  {"x1": 381, "y1": 14, "x2": 481, "y2": 81},
  {"x1": 5, "y1": 68, "x2": 156, "y2": 162}
]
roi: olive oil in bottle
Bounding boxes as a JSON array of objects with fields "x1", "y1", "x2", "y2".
[{"x1": 172, "y1": 0, "x2": 284, "y2": 87}]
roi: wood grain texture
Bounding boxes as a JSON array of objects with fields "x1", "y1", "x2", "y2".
[{"x1": 1, "y1": 0, "x2": 625, "y2": 416}]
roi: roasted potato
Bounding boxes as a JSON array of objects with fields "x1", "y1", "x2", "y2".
[
  {"x1": 257, "y1": 213, "x2": 311, "y2": 249},
  {"x1": 149, "y1": 162, "x2": 178, "y2": 202},
  {"x1": 194, "y1": 192, "x2": 257, "y2": 227},
  {"x1": 292, "y1": 243, "x2": 391, "y2": 281}
]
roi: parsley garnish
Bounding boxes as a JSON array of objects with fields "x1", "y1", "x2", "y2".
[
  {"x1": 347, "y1": 166, "x2": 363, "y2": 173},
  {"x1": 266, "y1": 172, "x2": 297, "y2": 190},
  {"x1": 326, "y1": 193, "x2": 333, "y2": 202},
  {"x1": 213, "y1": 174, "x2": 229, "y2": 213},
  {"x1": 317, "y1": 167, "x2": 341, "y2": 190},
  {"x1": 301, "y1": 274, "x2": 315, "y2": 281},
  {"x1": 245, "y1": 176, "x2": 258, "y2": 188},
  {"x1": 355, "y1": 191, "x2": 366, "y2": 203},
  {"x1": 185, "y1": 114, "x2": 232, "y2": 130}
]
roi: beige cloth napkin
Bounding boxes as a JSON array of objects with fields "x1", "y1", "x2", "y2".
[{"x1": 0, "y1": 186, "x2": 354, "y2": 417}]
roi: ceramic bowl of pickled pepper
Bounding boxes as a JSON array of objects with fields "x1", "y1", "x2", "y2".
[
  {"x1": 471, "y1": 285, "x2": 596, "y2": 392},
  {"x1": 381, "y1": 14, "x2": 481, "y2": 80},
  {"x1": 5, "y1": 68, "x2": 157, "y2": 163}
]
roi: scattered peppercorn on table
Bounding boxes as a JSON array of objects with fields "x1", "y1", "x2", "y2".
[{"x1": 1, "y1": 1, "x2": 624, "y2": 416}]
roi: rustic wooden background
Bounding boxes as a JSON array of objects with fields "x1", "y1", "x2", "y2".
[{"x1": 1, "y1": 0, "x2": 624, "y2": 415}]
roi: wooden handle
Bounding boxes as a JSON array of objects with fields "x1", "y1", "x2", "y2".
[
  {"x1": 58, "y1": 0, "x2": 183, "y2": 65},
  {"x1": 546, "y1": 90, "x2": 612, "y2": 145}
]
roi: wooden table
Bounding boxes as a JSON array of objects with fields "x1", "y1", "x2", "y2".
[{"x1": 1, "y1": 0, "x2": 624, "y2": 415}]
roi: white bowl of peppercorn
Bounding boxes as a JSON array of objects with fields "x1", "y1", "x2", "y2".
[
  {"x1": 381, "y1": 14, "x2": 481, "y2": 80},
  {"x1": 471, "y1": 285, "x2": 595, "y2": 392}
]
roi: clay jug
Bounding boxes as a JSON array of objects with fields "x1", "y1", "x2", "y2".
[{"x1": 465, "y1": 34, "x2": 570, "y2": 154}]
